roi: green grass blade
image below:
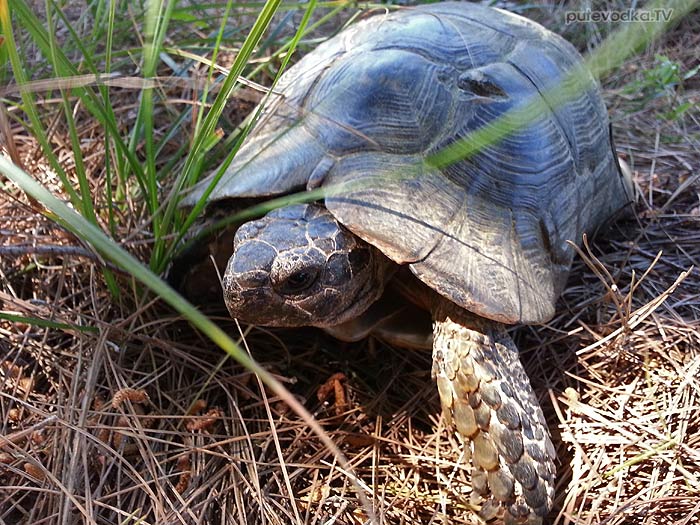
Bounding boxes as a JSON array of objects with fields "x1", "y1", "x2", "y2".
[
  {"x1": 0, "y1": 312, "x2": 98, "y2": 334},
  {"x1": 128, "y1": 0, "x2": 178, "y2": 259}
]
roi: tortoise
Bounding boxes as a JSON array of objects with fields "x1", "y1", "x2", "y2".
[{"x1": 181, "y1": 2, "x2": 634, "y2": 523}]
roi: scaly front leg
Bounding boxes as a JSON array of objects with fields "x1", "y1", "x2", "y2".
[{"x1": 432, "y1": 301, "x2": 556, "y2": 524}]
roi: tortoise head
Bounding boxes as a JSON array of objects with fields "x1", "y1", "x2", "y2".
[{"x1": 223, "y1": 203, "x2": 389, "y2": 327}]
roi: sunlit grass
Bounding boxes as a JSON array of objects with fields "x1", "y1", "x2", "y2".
[{"x1": 0, "y1": 0, "x2": 355, "y2": 273}]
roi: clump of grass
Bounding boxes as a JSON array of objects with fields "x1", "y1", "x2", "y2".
[{"x1": 623, "y1": 53, "x2": 700, "y2": 120}]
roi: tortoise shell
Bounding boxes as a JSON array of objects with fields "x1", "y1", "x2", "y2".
[{"x1": 184, "y1": 2, "x2": 633, "y2": 324}]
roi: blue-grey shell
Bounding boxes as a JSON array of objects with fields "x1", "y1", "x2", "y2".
[{"x1": 185, "y1": 2, "x2": 633, "y2": 324}]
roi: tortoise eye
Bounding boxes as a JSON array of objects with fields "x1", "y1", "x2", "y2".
[{"x1": 279, "y1": 269, "x2": 319, "y2": 295}]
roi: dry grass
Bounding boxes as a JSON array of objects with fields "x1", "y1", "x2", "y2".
[{"x1": 2, "y1": 3, "x2": 700, "y2": 525}]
